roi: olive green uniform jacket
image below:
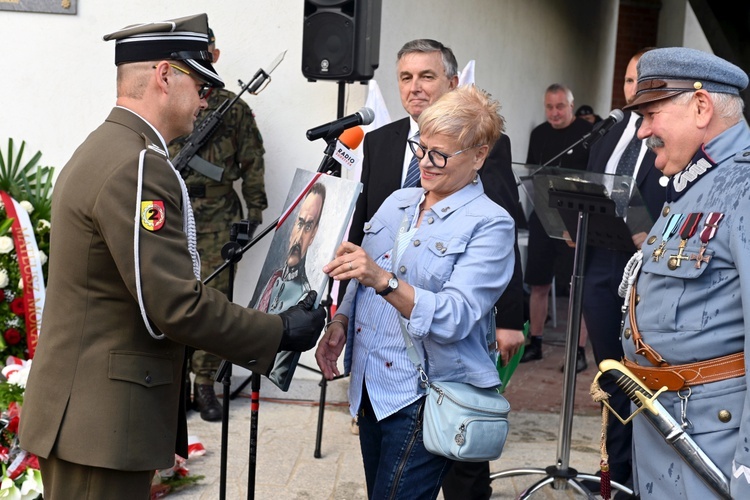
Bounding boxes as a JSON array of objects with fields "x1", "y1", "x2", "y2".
[{"x1": 18, "y1": 107, "x2": 282, "y2": 471}]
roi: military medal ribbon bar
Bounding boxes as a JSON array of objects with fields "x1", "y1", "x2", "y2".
[
  {"x1": 667, "y1": 212, "x2": 702, "y2": 270},
  {"x1": 652, "y1": 212, "x2": 684, "y2": 262},
  {"x1": 690, "y1": 212, "x2": 724, "y2": 269}
]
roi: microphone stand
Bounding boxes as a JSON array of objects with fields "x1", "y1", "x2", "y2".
[{"x1": 210, "y1": 82, "x2": 347, "y2": 498}]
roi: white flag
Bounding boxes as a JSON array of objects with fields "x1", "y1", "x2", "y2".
[
  {"x1": 458, "y1": 60, "x2": 476, "y2": 86},
  {"x1": 362, "y1": 80, "x2": 392, "y2": 134}
]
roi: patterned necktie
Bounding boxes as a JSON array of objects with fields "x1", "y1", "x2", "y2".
[
  {"x1": 403, "y1": 132, "x2": 421, "y2": 188},
  {"x1": 615, "y1": 117, "x2": 643, "y2": 178}
]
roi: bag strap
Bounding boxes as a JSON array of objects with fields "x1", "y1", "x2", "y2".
[{"x1": 392, "y1": 211, "x2": 431, "y2": 384}]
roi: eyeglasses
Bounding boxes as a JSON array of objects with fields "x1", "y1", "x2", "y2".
[
  {"x1": 408, "y1": 139, "x2": 482, "y2": 168},
  {"x1": 157, "y1": 63, "x2": 213, "y2": 99}
]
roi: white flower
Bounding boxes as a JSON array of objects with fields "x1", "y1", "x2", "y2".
[
  {"x1": 0, "y1": 269, "x2": 8, "y2": 289},
  {"x1": 0, "y1": 237, "x2": 13, "y2": 255},
  {"x1": 19, "y1": 201, "x2": 33, "y2": 215},
  {"x1": 5, "y1": 364, "x2": 30, "y2": 388},
  {"x1": 39, "y1": 251, "x2": 47, "y2": 265},
  {"x1": 0, "y1": 476, "x2": 21, "y2": 500},
  {"x1": 19, "y1": 467, "x2": 43, "y2": 499},
  {"x1": 36, "y1": 219, "x2": 50, "y2": 232}
]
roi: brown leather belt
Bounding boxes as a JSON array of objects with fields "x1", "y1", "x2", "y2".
[
  {"x1": 624, "y1": 280, "x2": 745, "y2": 391},
  {"x1": 622, "y1": 353, "x2": 745, "y2": 392}
]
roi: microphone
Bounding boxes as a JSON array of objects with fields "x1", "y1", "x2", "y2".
[
  {"x1": 306, "y1": 107, "x2": 375, "y2": 142},
  {"x1": 582, "y1": 109, "x2": 624, "y2": 149},
  {"x1": 325, "y1": 126, "x2": 365, "y2": 175}
]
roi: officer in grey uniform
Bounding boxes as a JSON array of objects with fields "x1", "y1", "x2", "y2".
[
  {"x1": 168, "y1": 27, "x2": 268, "y2": 422},
  {"x1": 618, "y1": 47, "x2": 750, "y2": 499}
]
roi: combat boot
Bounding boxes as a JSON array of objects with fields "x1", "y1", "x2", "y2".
[{"x1": 193, "y1": 382, "x2": 222, "y2": 422}]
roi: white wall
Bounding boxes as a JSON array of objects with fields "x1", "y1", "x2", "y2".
[{"x1": 1, "y1": 0, "x2": 617, "y2": 381}]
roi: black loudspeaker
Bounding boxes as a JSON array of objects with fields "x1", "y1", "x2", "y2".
[{"x1": 302, "y1": 0, "x2": 382, "y2": 82}]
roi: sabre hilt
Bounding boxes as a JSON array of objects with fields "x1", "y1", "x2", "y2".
[
  {"x1": 596, "y1": 359, "x2": 731, "y2": 499},
  {"x1": 595, "y1": 359, "x2": 667, "y2": 424}
]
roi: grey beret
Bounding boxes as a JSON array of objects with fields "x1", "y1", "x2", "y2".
[
  {"x1": 103, "y1": 13, "x2": 224, "y2": 89},
  {"x1": 625, "y1": 47, "x2": 748, "y2": 110}
]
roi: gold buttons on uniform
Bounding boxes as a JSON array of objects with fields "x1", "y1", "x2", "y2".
[
  {"x1": 623, "y1": 328, "x2": 632, "y2": 339},
  {"x1": 399, "y1": 266, "x2": 406, "y2": 274},
  {"x1": 635, "y1": 295, "x2": 640, "y2": 304},
  {"x1": 662, "y1": 206, "x2": 671, "y2": 217},
  {"x1": 413, "y1": 240, "x2": 421, "y2": 247},
  {"x1": 647, "y1": 236, "x2": 657, "y2": 245},
  {"x1": 427, "y1": 217, "x2": 435, "y2": 224},
  {"x1": 718, "y1": 410, "x2": 732, "y2": 423}
]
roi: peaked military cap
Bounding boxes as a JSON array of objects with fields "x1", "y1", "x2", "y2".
[
  {"x1": 625, "y1": 47, "x2": 748, "y2": 110},
  {"x1": 103, "y1": 13, "x2": 224, "y2": 88}
]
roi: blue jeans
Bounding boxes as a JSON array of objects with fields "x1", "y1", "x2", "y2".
[{"x1": 357, "y1": 385, "x2": 453, "y2": 499}]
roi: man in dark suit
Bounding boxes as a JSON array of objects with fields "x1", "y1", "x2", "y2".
[
  {"x1": 344, "y1": 38, "x2": 525, "y2": 500},
  {"x1": 581, "y1": 47, "x2": 665, "y2": 494}
]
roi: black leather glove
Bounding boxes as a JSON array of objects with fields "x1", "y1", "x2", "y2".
[{"x1": 277, "y1": 290, "x2": 326, "y2": 352}]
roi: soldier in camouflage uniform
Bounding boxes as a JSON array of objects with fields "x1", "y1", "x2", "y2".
[{"x1": 168, "y1": 28, "x2": 268, "y2": 422}]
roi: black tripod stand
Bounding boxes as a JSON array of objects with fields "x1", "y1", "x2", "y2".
[
  {"x1": 207, "y1": 80, "x2": 353, "y2": 500},
  {"x1": 489, "y1": 178, "x2": 634, "y2": 499}
]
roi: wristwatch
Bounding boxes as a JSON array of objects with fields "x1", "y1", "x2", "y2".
[{"x1": 376, "y1": 273, "x2": 399, "y2": 297}]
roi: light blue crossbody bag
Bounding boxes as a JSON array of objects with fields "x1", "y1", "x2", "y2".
[{"x1": 393, "y1": 210, "x2": 510, "y2": 461}]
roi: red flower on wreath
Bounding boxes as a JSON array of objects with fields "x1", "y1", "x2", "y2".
[
  {"x1": 3, "y1": 329, "x2": 21, "y2": 346},
  {"x1": 9, "y1": 298, "x2": 24, "y2": 316},
  {"x1": 5, "y1": 402, "x2": 19, "y2": 434}
]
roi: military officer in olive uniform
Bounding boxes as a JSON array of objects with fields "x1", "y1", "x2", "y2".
[
  {"x1": 617, "y1": 47, "x2": 750, "y2": 499},
  {"x1": 17, "y1": 14, "x2": 324, "y2": 499},
  {"x1": 168, "y1": 27, "x2": 268, "y2": 422}
]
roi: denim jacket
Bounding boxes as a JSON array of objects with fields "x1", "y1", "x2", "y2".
[{"x1": 338, "y1": 179, "x2": 515, "y2": 413}]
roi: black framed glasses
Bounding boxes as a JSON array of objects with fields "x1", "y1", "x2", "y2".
[
  {"x1": 408, "y1": 139, "x2": 482, "y2": 168},
  {"x1": 158, "y1": 63, "x2": 213, "y2": 99}
]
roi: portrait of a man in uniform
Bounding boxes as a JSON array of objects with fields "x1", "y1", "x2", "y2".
[
  {"x1": 255, "y1": 182, "x2": 326, "y2": 314},
  {"x1": 249, "y1": 169, "x2": 361, "y2": 391}
]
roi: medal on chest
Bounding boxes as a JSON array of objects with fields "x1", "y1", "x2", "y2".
[
  {"x1": 652, "y1": 212, "x2": 684, "y2": 262},
  {"x1": 689, "y1": 212, "x2": 724, "y2": 269},
  {"x1": 667, "y1": 212, "x2": 702, "y2": 270}
]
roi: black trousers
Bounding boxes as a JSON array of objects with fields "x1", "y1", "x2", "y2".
[
  {"x1": 441, "y1": 461, "x2": 492, "y2": 500},
  {"x1": 581, "y1": 246, "x2": 633, "y2": 482}
]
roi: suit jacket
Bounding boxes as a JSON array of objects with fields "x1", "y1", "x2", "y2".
[
  {"x1": 19, "y1": 107, "x2": 283, "y2": 472},
  {"x1": 586, "y1": 110, "x2": 665, "y2": 222},
  {"x1": 346, "y1": 117, "x2": 525, "y2": 330}
]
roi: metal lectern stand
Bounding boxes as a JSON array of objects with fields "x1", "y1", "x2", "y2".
[{"x1": 490, "y1": 169, "x2": 643, "y2": 498}]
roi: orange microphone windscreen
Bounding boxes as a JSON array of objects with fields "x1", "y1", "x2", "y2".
[{"x1": 338, "y1": 126, "x2": 364, "y2": 150}]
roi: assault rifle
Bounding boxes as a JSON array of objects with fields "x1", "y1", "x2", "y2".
[{"x1": 172, "y1": 50, "x2": 287, "y2": 181}]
